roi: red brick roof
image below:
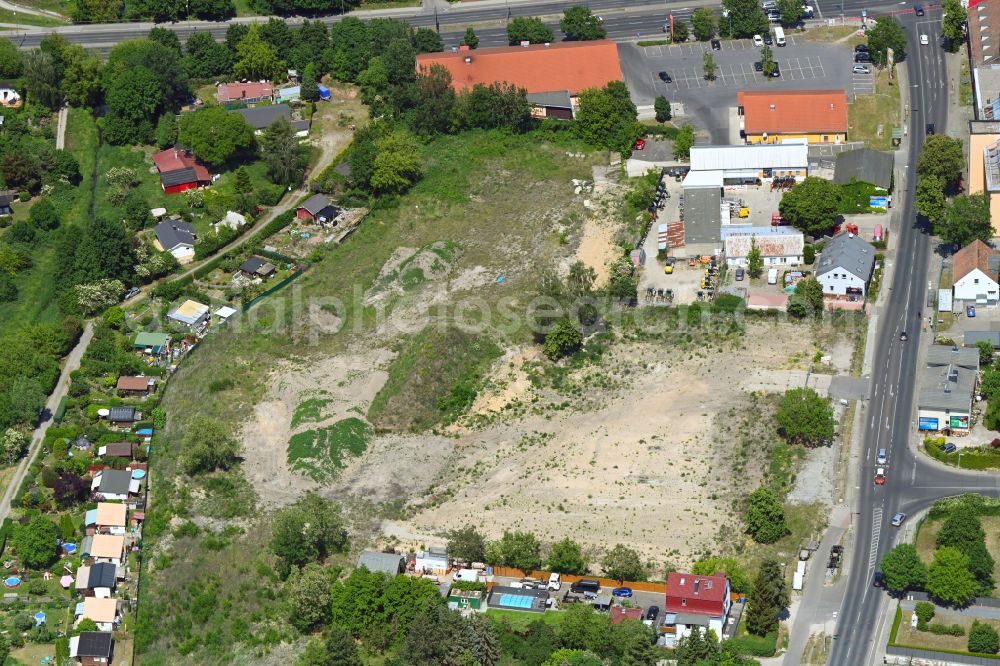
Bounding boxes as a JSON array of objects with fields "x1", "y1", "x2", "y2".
[
  {"x1": 415, "y1": 41, "x2": 623, "y2": 95},
  {"x1": 610, "y1": 607, "x2": 644, "y2": 625},
  {"x1": 153, "y1": 147, "x2": 210, "y2": 183},
  {"x1": 738, "y1": 90, "x2": 848, "y2": 135},
  {"x1": 116, "y1": 376, "x2": 149, "y2": 392},
  {"x1": 954, "y1": 239, "x2": 1000, "y2": 282},
  {"x1": 664, "y1": 572, "x2": 728, "y2": 617},
  {"x1": 217, "y1": 82, "x2": 273, "y2": 102}
]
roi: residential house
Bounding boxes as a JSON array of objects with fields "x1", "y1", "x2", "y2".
[
  {"x1": 115, "y1": 375, "x2": 155, "y2": 397},
  {"x1": 683, "y1": 144, "x2": 809, "y2": 190},
  {"x1": 661, "y1": 572, "x2": 731, "y2": 647},
  {"x1": 0, "y1": 82, "x2": 20, "y2": 108},
  {"x1": 86, "y1": 502, "x2": 128, "y2": 536},
  {"x1": 737, "y1": 90, "x2": 848, "y2": 144},
  {"x1": 132, "y1": 332, "x2": 170, "y2": 358},
  {"x1": 239, "y1": 256, "x2": 277, "y2": 280},
  {"x1": 88, "y1": 534, "x2": 126, "y2": 566},
  {"x1": 722, "y1": 226, "x2": 804, "y2": 268},
  {"x1": 918, "y1": 363, "x2": 977, "y2": 433},
  {"x1": 92, "y1": 470, "x2": 137, "y2": 502},
  {"x1": 815, "y1": 232, "x2": 877, "y2": 300},
  {"x1": 926, "y1": 344, "x2": 981, "y2": 371},
  {"x1": 448, "y1": 587, "x2": 483, "y2": 610},
  {"x1": 297, "y1": 193, "x2": 339, "y2": 224},
  {"x1": 97, "y1": 443, "x2": 134, "y2": 461},
  {"x1": 414, "y1": 546, "x2": 449, "y2": 574},
  {"x1": 78, "y1": 597, "x2": 119, "y2": 632},
  {"x1": 357, "y1": 551, "x2": 406, "y2": 576},
  {"x1": 75, "y1": 562, "x2": 118, "y2": 598},
  {"x1": 415, "y1": 41, "x2": 623, "y2": 120},
  {"x1": 153, "y1": 218, "x2": 196, "y2": 262},
  {"x1": 832, "y1": 148, "x2": 895, "y2": 192},
  {"x1": 966, "y1": 330, "x2": 1000, "y2": 348},
  {"x1": 69, "y1": 631, "x2": 113, "y2": 666},
  {"x1": 233, "y1": 104, "x2": 309, "y2": 136},
  {"x1": 167, "y1": 299, "x2": 210, "y2": 330},
  {"x1": 107, "y1": 407, "x2": 139, "y2": 425},
  {"x1": 953, "y1": 239, "x2": 1000, "y2": 303},
  {"x1": 0, "y1": 193, "x2": 13, "y2": 216},
  {"x1": 216, "y1": 81, "x2": 273, "y2": 105},
  {"x1": 153, "y1": 147, "x2": 211, "y2": 195}
]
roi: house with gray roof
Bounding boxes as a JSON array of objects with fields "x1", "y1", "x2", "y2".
[
  {"x1": 918, "y1": 363, "x2": 976, "y2": 433},
  {"x1": 296, "y1": 193, "x2": 339, "y2": 224},
  {"x1": 966, "y1": 330, "x2": 1000, "y2": 349},
  {"x1": 153, "y1": 218, "x2": 196, "y2": 261},
  {"x1": 356, "y1": 551, "x2": 406, "y2": 576},
  {"x1": 833, "y1": 148, "x2": 894, "y2": 191},
  {"x1": 107, "y1": 407, "x2": 139, "y2": 424},
  {"x1": 926, "y1": 344, "x2": 980, "y2": 371},
  {"x1": 233, "y1": 104, "x2": 310, "y2": 135},
  {"x1": 93, "y1": 470, "x2": 136, "y2": 501},
  {"x1": 815, "y1": 232, "x2": 877, "y2": 300}
]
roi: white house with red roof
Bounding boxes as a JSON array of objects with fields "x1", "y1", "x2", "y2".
[{"x1": 661, "y1": 572, "x2": 731, "y2": 646}]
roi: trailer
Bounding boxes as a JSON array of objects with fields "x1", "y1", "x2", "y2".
[{"x1": 657, "y1": 223, "x2": 668, "y2": 251}]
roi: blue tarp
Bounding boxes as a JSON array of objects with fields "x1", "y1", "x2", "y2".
[{"x1": 317, "y1": 84, "x2": 330, "y2": 100}]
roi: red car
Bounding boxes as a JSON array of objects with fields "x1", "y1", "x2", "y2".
[
  {"x1": 634, "y1": 139, "x2": 646, "y2": 150},
  {"x1": 874, "y1": 468, "x2": 886, "y2": 485}
]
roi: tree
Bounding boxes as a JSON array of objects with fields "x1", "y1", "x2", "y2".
[
  {"x1": 653, "y1": 96, "x2": 672, "y2": 124},
  {"x1": 778, "y1": 0, "x2": 804, "y2": 25},
  {"x1": 722, "y1": 0, "x2": 768, "y2": 38},
  {"x1": 155, "y1": 113, "x2": 177, "y2": 151},
  {"x1": 602, "y1": 544, "x2": 646, "y2": 582},
  {"x1": 746, "y1": 238, "x2": 763, "y2": 277},
  {"x1": 104, "y1": 38, "x2": 188, "y2": 119},
  {"x1": 271, "y1": 492, "x2": 348, "y2": 573},
  {"x1": 486, "y1": 531, "x2": 543, "y2": 571},
  {"x1": 544, "y1": 319, "x2": 583, "y2": 360},
  {"x1": 148, "y1": 26, "x2": 182, "y2": 55},
  {"x1": 606, "y1": 256, "x2": 638, "y2": 301},
  {"x1": 760, "y1": 44, "x2": 776, "y2": 77},
  {"x1": 1, "y1": 428, "x2": 27, "y2": 466},
  {"x1": 101, "y1": 66, "x2": 161, "y2": 145},
  {"x1": 979, "y1": 340, "x2": 995, "y2": 366},
  {"x1": 180, "y1": 415, "x2": 240, "y2": 474},
  {"x1": 301, "y1": 63, "x2": 320, "y2": 103},
  {"x1": 788, "y1": 278, "x2": 824, "y2": 319},
  {"x1": 939, "y1": 194, "x2": 993, "y2": 247},
  {"x1": 11, "y1": 516, "x2": 58, "y2": 569},
  {"x1": 879, "y1": 544, "x2": 928, "y2": 594},
  {"x1": 744, "y1": 486, "x2": 788, "y2": 543},
  {"x1": 61, "y1": 48, "x2": 103, "y2": 108},
  {"x1": 702, "y1": 51, "x2": 717, "y2": 81},
  {"x1": 970, "y1": 621, "x2": 1000, "y2": 654},
  {"x1": 24, "y1": 51, "x2": 61, "y2": 111},
  {"x1": 0, "y1": 38, "x2": 23, "y2": 78},
  {"x1": 235, "y1": 24, "x2": 284, "y2": 81},
  {"x1": 543, "y1": 650, "x2": 603, "y2": 666},
  {"x1": 507, "y1": 17, "x2": 555, "y2": 45},
  {"x1": 410, "y1": 63, "x2": 456, "y2": 136},
  {"x1": 867, "y1": 16, "x2": 907, "y2": 67},
  {"x1": 937, "y1": 508, "x2": 994, "y2": 593},
  {"x1": 914, "y1": 601, "x2": 935, "y2": 628},
  {"x1": 447, "y1": 525, "x2": 487, "y2": 563},
  {"x1": 575, "y1": 81, "x2": 641, "y2": 153},
  {"x1": 2, "y1": 153, "x2": 41, "y2": 194},
  {"x1": 178, "y1": 106, "x2": 253, "y2": 167},
  {"x1": 297, "y1": 625, "x2": 363, "y2": 666},
  {"x1": 286, "y1": 563, "x2": 335, "y2": 632},
  {"x1": 916, "y1": 174, "x2": 947, "y2": 223},
  {"x1": 673, "y1": 20, "x2": 690, "y2": 43},
  {"x1": 692, "y1": 556, "x2": 751, "y2": 594},
  {"x1": 462, "y1": 27, "x2": 480, "y2": 49},
  {"x1": 778, "y1": 176, "x2": 840, "y2": 236},
  {"x1": 547, "y1": 538, "x2": 588, "y2": 574},
  {"x1": 190, "y1": 0, "x2": 236, "y2": 20},
  {"x1": 371, "y1": 129, "x2": 422, "y2": 194},
  {"x1": 557, "y1": 604, "x2": 613, "y2": 656},
  {"x1": 927, "y1": 546, "x2": 979, "y2": 606},
  {"x1": 674, "y1": 629, "x2": 721, "y2": 665},
  {"x1": 183, "y1": 31, "x2": 232, "y2": 79},
  {"x1": 673, "y1": 124, "x2": 695, "y2": 160},
  {"x1": 776, "y1": 387, "x2": 835, "y2": 445},
  {"x1": 260, "y1": 116, "x2": 308, "y2": 187},
  {"x1": 29, "y1": 199, "x2": 59, "y2": 232},
  {"x1": 942, "y1": 0, "x2": 968, "y2": 51},
  {"x1": 567, "y1": 261, "x2": 597, "y2": 298},
  {"x1": 918, "y1": 134, "x2": 966, "y2": 184},
  {"x1": 561, "y1": 7, "x2": 607, "y2": 41},
  {"x1": 691, "y1": 8, "x2": 717, "y2": 40},
  {"x1": 745, "y1": 559, "x2": 788, "y2": 636}
]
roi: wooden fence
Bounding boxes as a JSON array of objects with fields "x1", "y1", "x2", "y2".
[{"x1": 489, "y1": 566, "x2": 667, "y2": 594}]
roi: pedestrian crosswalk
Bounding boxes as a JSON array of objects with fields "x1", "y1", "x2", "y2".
[{"x1": 869, "y1": 507, "x2": 883, "y2": 571}]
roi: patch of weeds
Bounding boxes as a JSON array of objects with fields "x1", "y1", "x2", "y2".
[
  {"x1": 291, "y1": 395, "x2": 333, "y2": 429},
  {"x1": 401, "y1": 267, "x2": 425, "y2": 289},
  {"x1": 287, "y1": 417, "x2": 373, "y2": 481}
]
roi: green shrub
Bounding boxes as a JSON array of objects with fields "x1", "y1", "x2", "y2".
[
  {"x1": 726, "y1": 631, "x2": 777, "y2": 657},
  {"x1": 915, "y1": 601, "x2": 935, "y2": 629},
  {"x1": 926, "y1": 623, "x2": 965, "y2": 636}
]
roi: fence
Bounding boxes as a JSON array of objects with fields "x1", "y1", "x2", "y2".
[{"x1": 488, "y1": 566, "x2": 667, "y2": 594}]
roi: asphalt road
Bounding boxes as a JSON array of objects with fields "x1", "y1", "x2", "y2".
[{"x1": 827, "y1": 14, "x2": 1000, "y2": 666}]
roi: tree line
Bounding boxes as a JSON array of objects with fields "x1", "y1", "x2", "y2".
[{"x1": 915, "y1": 133, "x2": 990, "y2": 248}]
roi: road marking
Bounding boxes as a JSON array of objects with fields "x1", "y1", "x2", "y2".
[{"x1": 869, "y1": 507, "x2": 883, "y2": 571}]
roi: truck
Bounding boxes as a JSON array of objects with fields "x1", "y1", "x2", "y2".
[
  {"x1": 774, "y1": 26, "x2": 786, "y2": 46},
  {"x1": 767, "y1": 268, "x2": 778, "y2": 285}
]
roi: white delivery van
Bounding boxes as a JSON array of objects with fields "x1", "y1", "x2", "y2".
[
  {"x1": 767, "y1": 268, "x2": 778, "y2": 284},
  {"x1": 548, "y1": 573, "x2": 561, "y2": 591},
  {"x1": 774, "y1": 26, "x2": 786, "y2": 46}
]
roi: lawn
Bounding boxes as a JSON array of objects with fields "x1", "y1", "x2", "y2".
[
  {"x1": 848, "y1": 69, "x2": 901, "y2": 151},
  {"x1": 802, "y1": 26, "x2": 862, "y2": 43},
  {"x1": 8, "y1": 0, "x2": 71, "y2": 14},
  {"x1": 894, "y1": 609, "x2": 1000, "y2": 653},
  {"x1": 916, "y1": 514, "x2": 1000, "y2": 591},
  {"x1": 0, "y1": 9, "x2": 66, "y2": 26}
]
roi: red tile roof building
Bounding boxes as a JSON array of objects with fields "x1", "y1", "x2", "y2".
[
  {"x1": 217, "y1": 82, "x2": 274, "y2": 104},
  {"x1": 415, "y1": 41, "x2": 623, "y2": 98},
  {"x1": 737, "y1": 90, "x2": 848, "y2": 144},
  {"x1": 664, "y1": 572, "x2": 729, "y2": 617},
  {"x1": 153, "y1": 147, "x2": 211, "y2": 195}
]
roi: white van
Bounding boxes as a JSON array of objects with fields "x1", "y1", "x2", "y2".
[
  {"x1": 774, "y1": 26, "x2": 786, "y2": 46},
  {"x1": 767, "y1": 268, "x2": 778, "y2": 284}
]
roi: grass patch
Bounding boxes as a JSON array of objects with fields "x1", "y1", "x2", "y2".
[
  {"x1": 960, "y1": 57, "x2": 974, "y2": 107},
  {"x1": 290, "y1": 395, "x2": 332, "y2": 428},
  {"x1": 637, "y1": 39, "x2": 672, "y2": 46},
  {"x1": 368, "y1": 326, "x2": 502, "y2": 431},
  {"x1": 802, "y1": 26, "x2": 861, "y2": 43},
  {"x1": 916, "y1": 512, "x2": 1000, "y2": 588},
  {"x1": 360, "y1": 0, "x2": 420, "y2": 7},
  {"x1": 287, "y1": 417, "x2": 373, "y2": 481},
  {"x1": 848, "y1": 68, "x2": 901, "y2": 151},
  {"x1": 0, "y1": 8, "x2": 67, "y2": 25},
  {"x1": 894, "y1": 609, "x2": 1000, "y2": 653}
]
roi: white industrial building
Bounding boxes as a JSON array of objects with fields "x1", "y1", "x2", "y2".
[{"x1": 721, "y1": 226, "x2": 804, "y2": 267}]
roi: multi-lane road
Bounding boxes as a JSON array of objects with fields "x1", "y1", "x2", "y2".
[{"x1": 829, "y1": 13, "x2": 1000, "y2": 666}]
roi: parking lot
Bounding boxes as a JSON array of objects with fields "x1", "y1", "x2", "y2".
[{"x1": 619, "y1": 37, "x2": 865, "y2": 142}]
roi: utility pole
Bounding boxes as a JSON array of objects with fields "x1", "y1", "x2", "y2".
[{"x1": 435, "y1": 4, "x2": 440, "y2": 32}]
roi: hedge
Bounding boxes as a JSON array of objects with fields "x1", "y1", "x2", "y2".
[
  {"x1": 0, "y1": 518, "x2": 13, "y2": 558},
  {"x1": 726, "y1": 631, "x2": 777, "y2": 657},
  {"x1": 923, "y1": 438, "x2": 1000, "y2": 471}
]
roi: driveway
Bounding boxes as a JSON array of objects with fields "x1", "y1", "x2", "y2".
[{"x1": 618, "y1": 38, "x2": 858, "y2": 143}]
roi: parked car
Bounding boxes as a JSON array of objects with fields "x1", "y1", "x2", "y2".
[
  {"x1": 874, "y1": 467, "x2": 886, "y2": 485},
  {"x1": 664, "y1": 258, "x2": 675, "y2": 274},
  {"x1": 877, "y1": 448, "x2": 887, "y2": 465},
  {"x1": 968, "y1": 305, "x2": 977, "y2": 317},
  {"x1": 891, "y1": 512, "x2": 907, "y2": 527},
  {"x1": 767, "y1": 268, "x2": 778, "y2": 284},
  {"x1": 753, "y1": 34, "x2": 764, "y2": 47},
  {"x1": 771, "y1": 62, "x2": 781, "y2": 77},
  {"x1": 803, "y1": 4, "x2": 815, "y2": 17},
  {"x1": 123, "y1": 287, "x2": 140, "y2": 301},
  {"x1": 735, "y1": 267, "x2": 745, "y2": 281},
  {"x1": 853, "y1": 65, "x2": 870, "y2": 74},
  {"x1": 855, "y1": 52, "x2": 871, "y2": 63},
  {"x1": 644, "y1": 606, "x2": 660, "y2": 626},
  {"x1": 762, "y1": 0, "x2": 777, "y2": 9},
  {"x1": 571, "y1": 579, "x2": 601, "y2": 595},
  {"x1": 855, "y1": 44, "x2": 869, "y2": 53},
  {"x1": 711, "y1": 38, "x2": 721, "y2": 50},
  {"x1": 754, "y1": 61, "x2": 764, "y2": 72},
  {"x1": 658, "y1": 71, "x2": 672, "y2": 82},
  {"x1": 612, "y1": 587, "x2": 633, "y2": 598},
  {"x1": 548, "y1": 573, "x2": 561, "y2": 591},
  {"x1": 920, "y1": 33, "x2": 929, "y2": 45},
  {"x1": 763, "y1": 32, "x2": 773, "y2": 45},
  {"x1": 942, "y1": 442, "x2": 958, "y2": 454}
]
